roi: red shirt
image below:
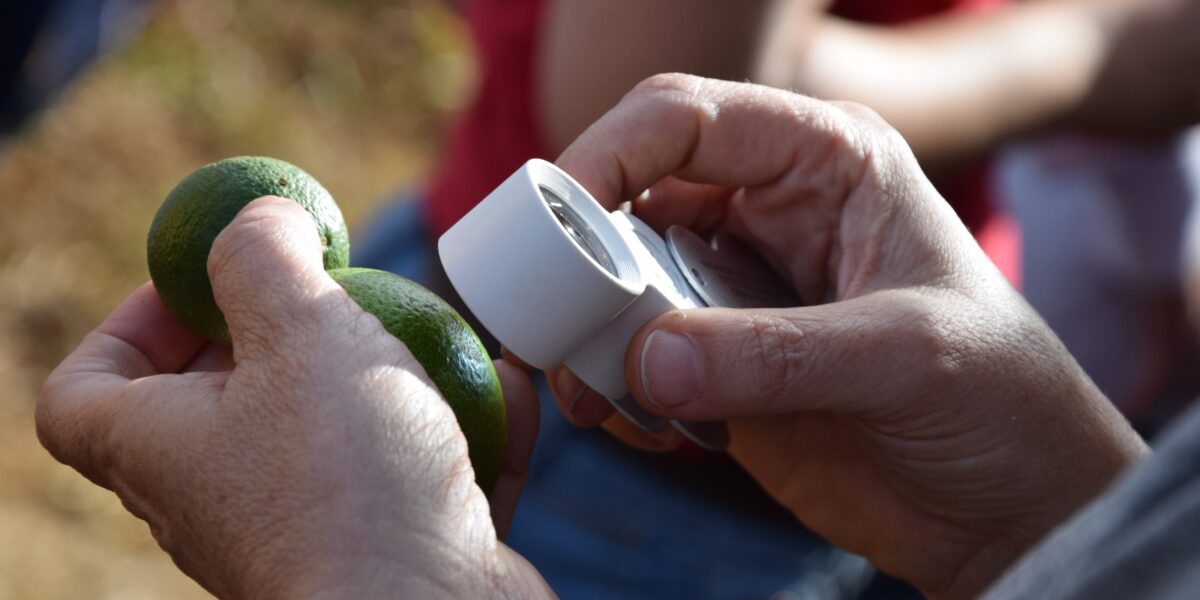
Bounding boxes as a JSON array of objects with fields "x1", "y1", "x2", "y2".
[
  {"x1": 427, "y1": 0, "x2": 1019, "y2": 283},
  {"x1": 426, "y1": 0, "x2": 548, "y2": 237},
  {"x1": 831, "y1": 0, "x2": 1005, "y2": 24}
]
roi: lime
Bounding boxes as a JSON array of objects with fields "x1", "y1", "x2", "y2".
[
  {"x1": 328, "y1": 268, "x2": 507, "y2": 494},
  {"x1": 147, "y1": 158, "x2": 504, "y2": 492},
  {"x1": 147, "y1": 156, "x2": 350, "y2": 342}
]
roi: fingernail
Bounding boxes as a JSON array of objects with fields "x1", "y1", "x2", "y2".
[
  {"x1": 566, "y1": 387, "x2": 587, "y2": 416},
  {"x1": 554, "y1": 370, "x2": 582, "y2": 407},
  {"x1": 640, "y1": 330, "x2": 701, "y2": 410}
]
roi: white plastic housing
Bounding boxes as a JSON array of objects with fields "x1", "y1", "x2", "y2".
[{"x1": 438, "y1": 159, "x2": 697, "y2": 400}]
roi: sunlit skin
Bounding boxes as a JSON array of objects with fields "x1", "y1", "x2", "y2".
[
  {"x1": 36, "y1": 198, "x2": 549, "y2": 599},
  {"x1": 542, "y1": 0, "x2": 1200, "y2": 173},
  {"x1": 39, "y1": 76, "x2": 1147, "y2": 599},
  {"x1": 543, "y1": 75, "x2": 1147, "y2": 599}
]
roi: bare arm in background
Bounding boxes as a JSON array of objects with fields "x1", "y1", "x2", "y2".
[{"x1": 540, "y1": 0, "x2": 1200, "y2": 174}]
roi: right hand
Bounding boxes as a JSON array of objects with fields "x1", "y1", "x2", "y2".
[{"x1": 545, "y1": 74, "x2": 1148, "y2": 599}]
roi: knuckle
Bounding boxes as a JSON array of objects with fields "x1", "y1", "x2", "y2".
[
  {"x1": 34, "y1": 376, "x2": 69, "y2": 458},
  {"x1": 829, "y1": 100, "x2": 889, "y2": 131},
  {"x1": 894, "y1": 292, "x2": 973, "y2": 384},
  {"x1": 740, "y1": 314, "x2": 813, "y2": 402},
  {"x1": 827, "y1": 100, "x2": 908, "y2": 160},
  {"x1": 631, "y1": 72, "x2": 700, "y2": 97},
  {"x1": 774, "y1": 99, "x2": 875, "y2": 199},
  {"x1": 819, "y1": 100, "x2": 924, "y2": 212},
  {"x1": 35, "y1": 372, "x2": 123, "y2": 482},
  {"x1": 837, "y1": 102, "x2": 912, "y2": 160},
  {"x1": 627, "y1": 73, "x2": 719, "y2": 121}
]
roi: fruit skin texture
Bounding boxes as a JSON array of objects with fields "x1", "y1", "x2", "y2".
[
  {"x1": 147, "y1": 156, "x2": 350, "y2": 343},
  {"x1": 328, "y1": 268, "x2": 507, "y2": 495}
]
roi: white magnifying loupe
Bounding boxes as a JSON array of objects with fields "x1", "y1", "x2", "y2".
[{"x1": 438, "y1": 159, "x2": 798, "y2": 450}]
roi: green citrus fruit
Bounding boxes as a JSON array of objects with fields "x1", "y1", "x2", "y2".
[
  {"x1": 328, "y1": 268, "x2": 507, "y2": 494},
  {"x1": 147, "y1": 156, "x2": 350, "y2": 342}
]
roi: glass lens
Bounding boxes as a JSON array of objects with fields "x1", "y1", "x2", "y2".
[{"x1": 541, "y1": 186, "x2": 618, "y2": 277}]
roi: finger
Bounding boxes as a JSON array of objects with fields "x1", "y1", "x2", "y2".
[
  {"x1": 544, "y1": 369, "x2": 681, "y2": 451},
  {"x1": 631, "y1": 177, "x2": 736, "y2": 235},
  {"x1": 207, "y1": 196, "x2": 343, "y2": 359},
  {"x1": 500, "y1": 346, "x2": 535, "y2": 372},
  {"x1": 599, "y1": 413, "x2": 683, "y2": 453},
  {"x1": 95, "y1": 282, "x2": 212, "y2": 378},
  {"x1": 543, "y1": 367, "x2": 687, "y2": 451},
  {"x1": 625, "y1": 291, "x2": 962, "y2": 421},
  {"x1": 489, "y1": 359, "x2": 540, "y2": 539},
  {"x1": 546, "y1": 366, "x2": 613, "y2": 428},
  {"x1": 546, "y1": 367, "x2": 680, "y2": 451},
  {"x1": 38, "y1": 349, "x2": 135, "y2": 485},
  {"x1": 36, "y1": 283, "x2": 211, "y2": 481},
  {"x1": 184, "y1": 343, "x2": 235, "y2": 373},
  {"x1": 557, "y1": 73, "x2": 868, "y2": 209}
]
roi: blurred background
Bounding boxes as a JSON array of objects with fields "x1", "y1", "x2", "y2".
[
  {"x1": 0, "y1": 0, "x2": 471, "y2": 597},
  {"x1": 2, "y1": 0, "x2": 1199, "y2": 598}
]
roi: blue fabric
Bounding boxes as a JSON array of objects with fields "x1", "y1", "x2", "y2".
[
  {"x1": 1, "y1": 0, "x2": 151, "y2": 136},
  {"x1": 353, "y1": 197, "x2": 885, "y2": 599}
]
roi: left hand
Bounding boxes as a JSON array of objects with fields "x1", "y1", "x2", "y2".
[{"x1": 37, "y1": 198, "x2": 551, "y2": 599}]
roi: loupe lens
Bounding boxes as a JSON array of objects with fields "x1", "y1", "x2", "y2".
[{"x1": 541, "y1": 186, "x2": 619, "y2": 277}]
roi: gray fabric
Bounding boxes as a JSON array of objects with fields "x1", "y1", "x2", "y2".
[{"x1": 983, "y1": 402, "x2": 1200, "y2": 599}]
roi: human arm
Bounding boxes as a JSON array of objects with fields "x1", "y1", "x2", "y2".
[
  {"x1": 36, "y1": 198, "x2": 552, "y2": 599},
  {"x1": 540, "y1": 0, "x2": 1200, "y2": 174},
  {"x1": 757, "y1": 0, "x2": 1200, "y2": 171},
  {"x1": 544, "y1": 73, "x2": 1148, "y2": 598}
]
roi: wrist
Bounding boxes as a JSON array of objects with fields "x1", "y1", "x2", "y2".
[
  {"x1": 243, "y1": 538, "x2": 552, "y2": 600},
  {"x1": 252, "y1": 552, "x2": 489, "y2": 599},
  {"x1": 934, "y1": 383, "x2": 1149, "y2": 600}
]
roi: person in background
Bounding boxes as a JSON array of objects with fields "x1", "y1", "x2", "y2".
[
  {"x1": 353, "y1": 0, "x2": 1200, "y2": 597},
  {"x1": 37, "y1": 76, "x2": 1199, "y2": 600}
]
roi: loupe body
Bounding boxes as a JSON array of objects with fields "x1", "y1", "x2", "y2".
[{"x1": 438, "y1": 159, "x2": 796, "y2": 450}]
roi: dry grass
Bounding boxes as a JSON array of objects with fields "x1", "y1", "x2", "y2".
[{"x1": 0, "y1": 0, "x2": 470, "y2": 596}]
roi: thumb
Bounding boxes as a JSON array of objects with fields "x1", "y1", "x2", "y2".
[
  {"x1": 208, "y1": 196, "x2": 341, "y2": 357},
  {"x1": 626, "y1": 292, "x2": 949, "y2": 421}
]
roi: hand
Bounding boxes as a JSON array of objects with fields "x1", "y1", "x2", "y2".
[
  {"x1": 545, "y1": 74, "x2": 1148, "y2": 599},
  {"x1": 36, "y1": 198, "x2": 551, "y2": 599}
]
